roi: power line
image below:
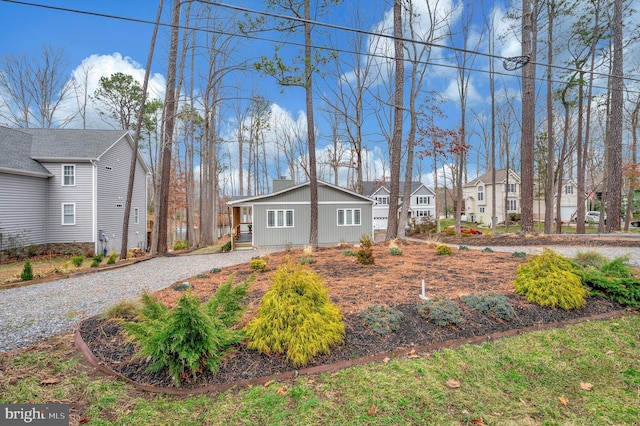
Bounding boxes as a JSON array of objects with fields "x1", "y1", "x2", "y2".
[{"x1": 2, "y1": 0, "x2": 639, "y2": 94}]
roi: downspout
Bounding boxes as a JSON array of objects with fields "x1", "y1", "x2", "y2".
[{"x1": 91, "y1": 160, "x2": 98, "y2": 255}]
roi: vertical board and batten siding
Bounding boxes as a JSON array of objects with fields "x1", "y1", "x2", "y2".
[
  {"x1": 0, "y1": 173, "x2": 49, "y2": 245},
  {"x1": 96, "y1": 137, "x2": 148, "y2": 254},
  {"x1": 251, "y1": 184, "x2": 373, "y2": 247},
  {"x1": 41, "y1": 162, "x2": 94, "y2": 243}
]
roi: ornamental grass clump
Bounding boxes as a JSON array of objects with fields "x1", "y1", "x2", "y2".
[
  {"x1": 245, "y1": 261, "x2": 345, "y2": 367},
  {"x1": 513, "y1": 248, "x2": 587, "y2": 310},
  {"x1": 125, "y1": 277, "x2": 251, "y2": 385}
]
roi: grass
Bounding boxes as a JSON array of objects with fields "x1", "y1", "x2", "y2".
[
  {"x1": 0, "y1": 256, "x2": 80, "y2": 285},
  {"x1": 2, "y1": 314, "x2": 638, "y2": 425}
]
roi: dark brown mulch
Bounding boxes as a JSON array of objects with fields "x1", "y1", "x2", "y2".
[{"x1": 79, "y1": 295, "x2": 625, "y2": 390}]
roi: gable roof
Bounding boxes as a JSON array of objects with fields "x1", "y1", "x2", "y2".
[
  {"x1": 362, "y1": 180, "x2": 431, "y2": 196},
  {"x1": 228, "y1": 180, "x2": 374, "y2": 206},
  {"x1": 0, "y1": 127, "x2": 52, "y2": 177},
  {"x1": 22, "y1": 128, "x2": 129, "y2": 161},
  {"x1": 465, "y1": 169, "x2": 520, "y2": 187}
]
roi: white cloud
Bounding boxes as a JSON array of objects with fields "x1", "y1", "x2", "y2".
[{"x1": 55, "y1": 53, "x2": 166, "y2": 129}]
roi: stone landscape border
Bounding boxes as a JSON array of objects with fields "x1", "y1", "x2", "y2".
[{"x1": 74, "y1": 309, "x2": 630, "y2": 395}]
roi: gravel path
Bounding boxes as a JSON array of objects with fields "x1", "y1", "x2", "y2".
[{"x1": 0, "y1": 249, "x2": 271, "y2": 353}]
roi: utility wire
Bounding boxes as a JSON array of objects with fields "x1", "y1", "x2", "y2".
[{"x1": 2, "y1": 0, "x2": 639, "y2": 93}]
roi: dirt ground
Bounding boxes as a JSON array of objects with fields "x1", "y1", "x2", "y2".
[{"x1": 78, "y1": 240, "x2": 627, "y2": 390}]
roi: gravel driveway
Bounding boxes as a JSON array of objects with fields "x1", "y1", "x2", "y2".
[{"x1": 0, "y1": 249, "x2": 270, "y2": 353}]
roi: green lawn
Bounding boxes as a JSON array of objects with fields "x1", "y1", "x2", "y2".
[{"x1": 2, "y1": 314, "x2": 638, "y2": 425}]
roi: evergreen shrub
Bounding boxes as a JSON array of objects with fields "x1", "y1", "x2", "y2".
[
  {"x1": 360, "y1": 304, "x2": 403, "y2": 335},
  {"x1": 581, "y1": 257, "x2": 640, "y2": 307},
  {"x1": 250, "y1": 258, "x2": 267, "y2": 271},
  {"x1": 417, "y1": 297, "x2": 461, "y2": 326},
  {"x1": 513, "y1": 249, "x2": 587, "y2": 310},
  {"x1": 71, "y1": 256, "x2": 84, "y2": 267},
  {"x1": 245, "y1": 261, "x2": 345, "y2": 367},
  {"x1": 435, "y1": 244, "x2": 452, "y2": 255},
  {"x1": 461, "y1": 292, "x2": 514, "y2": 321},
  {"x1": 21, "y1": 260, "x2": 33, "y2": 281},
  {"x1": 107, "y1": 252, "x2": 118, "y2": 265},
  {"x1": 356, "y1": 234, "x2": 375, "y2": 265}
]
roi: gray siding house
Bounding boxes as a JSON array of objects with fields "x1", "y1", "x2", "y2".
[
  {"x1": 227, "y1": 180, "x2": 374, "y2": 249},
  {"x1": 363, "y1": 180, "x2": 437, "y2": 230},
  {"x1": 0, "y1": 127, "x2": 148, "y2": 255}
]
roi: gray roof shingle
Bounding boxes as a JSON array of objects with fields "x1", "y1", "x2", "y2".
[
  {"x1": 22, "y1": 128, "x2": 127, "y2": 160},
  {"x1": 0, "y1": 127, "x2": 51, "y2": 175}
]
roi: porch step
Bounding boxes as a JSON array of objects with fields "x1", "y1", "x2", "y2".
[{"x1": 234, "y1": 241, "x2": 254, "y2": 251}]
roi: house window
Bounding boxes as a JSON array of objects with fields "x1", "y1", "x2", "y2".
[
  {"x1": 565, "y1": 185, "x2": 573, "y2": 195},
  {"x1": 477, "y1": 186, "x2": 484, "y2": 201},
  {"x1": 416, "y1": 210, "x2": 431, "y2": 217},
  {"x1": 417, "y1": 196, "x2": 431, "y2": 205},
  {"x1": 267, "y1": 209, "x2": 294, "y2": 228},
  {"x1": 507, "y1": 183, "x2": 517, "y2": 193},
  {"x1": 62, "y1": 203, "x2": 75, "y2": 225},
  {"x1": 507, "y1": 199, "x2": 517, "y2": 211},
  {"x1": 134, "y1": 207, "x2": 139, "y2": 225},
  {"x1": 62, "y1": 165, "x2": 75, "y2": 186},
  {"x1": 375, "y1": 196, "x2": 389, "y2": 205},
  {"x1": 338, "y1": 208, "x2": 361, "y2": 226},
  {"x1": 480, "y1": 207, "x2": 485, "y2": 213}
]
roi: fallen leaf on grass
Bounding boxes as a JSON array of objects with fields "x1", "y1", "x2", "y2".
[
  {"x1": 276, "y1": 387, "x2": 287, "y2": 396},
  {"x1": 605, "y1": 350, "x2": 614, "y2": 356},
  {"x1": 263, "y1": 380, "x2": 274, "y2": 388},
  {"x1": 383, "y1": 357, "x2": 390, "y2": 363},
  {"x1": 493, "y1": 412, "x2": 503, "y2": 417},
  {"x1": 408, "y1": 348, "x2": 416, "y2": 355},
  {"x1": 446, "y1": 379, "x2": 461, "y2": 389},
  {"x1": 558, "y1": 396, "x2": 568, "y2": 406},
  {"x1": 367, "y1": 405, "x2": 377, "y2": 416},
  {"x1": 471, "y1": 419, "x2": 485, "y2": 425},
  {"x1": 40, "y1": 378, "x2": 60, "y2": 385},
  {"x1": 78, "y1": 418, "x2": 90, "y2": 424},
  {"x1": 580, "y1": 382, "x2": 593, "y2": 391}
]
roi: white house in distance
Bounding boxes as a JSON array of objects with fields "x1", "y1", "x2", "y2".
[
  {"x1": 0, "y1": 127, "x2": 149, "y2": 256},
  {"x1": 363, "y1": 180, "x2": 436, "y2": 230},
  {"x1": 533, "y1": 179, "x2": 582, "y2": 223},
  {"x1": 462, "y1": 169, "x2": 521, "y2": 225}
]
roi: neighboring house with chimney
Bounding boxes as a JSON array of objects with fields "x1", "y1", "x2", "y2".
[{"x1": 0, "y1": 127, "x2": 149, "y2": 256}]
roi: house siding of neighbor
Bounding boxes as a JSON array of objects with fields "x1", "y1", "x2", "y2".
[
  {"x1": 0, "y1": 127, "x2": 148, "y2": 255},
  {"x1": 533, "y1": 179, "x2": 581, "y2": 223},
  {"x1": 228, "y1": 181, "x2": 374, "y2": 248},
  {"x1": 463, "y1": 169, "x2": 521, "y2": 225},
  {"x1": 364, "y1": 181, "x2": 436, "y2": 230}
]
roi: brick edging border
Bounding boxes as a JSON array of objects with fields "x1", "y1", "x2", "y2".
[{"x1": 74, "y1": 309, "x2": 630, "y2": 395}]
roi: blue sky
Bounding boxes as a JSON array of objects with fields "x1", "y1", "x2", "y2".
[{"x1": 1, "y1": 0, "x2": 637, "y2": 194}]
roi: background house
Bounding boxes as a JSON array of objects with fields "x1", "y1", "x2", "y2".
[
  {"x1": 363, "y1": 180, "x2": 436, "y2": 230},
  {"x1": 463, "y1": 169, "x2": 521, "y2": 225},
  {"x1": 533, "y1": 179, "x2": 582, "y2": 223},
  {"x1": 0, "y1": 127, "x2": 148, "y2": 256},
  {"x1": 227, "y1": 180, "x2": 374, "y2": 249}
]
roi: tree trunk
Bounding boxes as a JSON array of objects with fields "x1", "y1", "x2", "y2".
[{"x1": 520, "y1": 0, "x2": 536, "y2": 233}]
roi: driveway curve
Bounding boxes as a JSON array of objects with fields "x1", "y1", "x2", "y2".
[{"x1": 0, "y1": 249, "x2": 271, "y2": 353}]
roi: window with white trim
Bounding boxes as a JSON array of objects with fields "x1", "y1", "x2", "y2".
[
  {"x1": 62, "y1": 165, "x2": 75, "y2": 186},
  {"x1": 507, "y1": 199, "x2": 517, "y2": 211},
  {"x1": 565, "y1": 185, "x2": 573, "y2": 195},
  {"x1": 62, "y1": 203, "x2": 75, "y2": 225},
  {"x1": 134, "y1": 207, "x2": 139, "y2": 225},
  {"x1": 415, "y1": 210, "x2": 431, "y2": 217},
  {"x1": 375, "y1": 196, "x2": 389, "y2": 205},
  {"x1": 267, "y1": 209, "x2": 294, "y2": 228},
  {"x1": 337, "y1": 208, "x2": 361, "y2": 226},
  {"x1": 507, "y1": 183, "x2": 517, "y2": 193},
  {"x1": 477, "y1": 185, "x2": 484, "y2": 201},
  {"x1": 417, "y1": 196, "x2": 431, "y2": 205}
]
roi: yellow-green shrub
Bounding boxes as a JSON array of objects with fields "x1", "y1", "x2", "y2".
[
  {"x1": 250, "y1": 258, "x2": 267, "y2": 271},
  {"x1": 513, "y1": 249, "x2": 587, "y2": 310},
  {"x1": 245, "y1": 261, "x2": 345, "y2": 367},
  {"x1": 436, "y1": 244, "x2": 452, "y2": 255}
]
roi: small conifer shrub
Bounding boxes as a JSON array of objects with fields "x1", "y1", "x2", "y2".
[
  {"x1": 458, "y1": 246, "x2": 469, "y2": 251},
  {"x1": 71, "y1": 256, "x2": 84, "y2": 267},
  {"x1": 389, "y1": 247, "x2": 403, "y2": 256},
  {"x1": 417, "y1": 297, "x2": 461, "y2": 326},
  {"x1": 435, "y1": 244, "x2": 452, "y2": 256},
  {"x1": 356, "y1": 234, "x2": 375, "y2": 265},
  {"x1": 210, "y1": 267, "x2": 222, "y2": 273},
  {"x1": 512, "y1": 251, "x2": 526, "y2": 258},
  {"x1": 581, "y1": 257, "x2": 640, "y2": 307},
  {"x1": 513, "y1": 249, "x2": 588, "y2": 310},
  {"x1": 482, "y1": 247, "x2": 494, "y2": 253},
  {"x1": 299, "y1": 256, "x2": 316, "y2": 264},
  {"x1": 205, "y1": 275, "x2": 252, "y2": 327},
  {"x1": 245, "y1": 262, "x2": 345, "y2": 367},
  {"x1": 221, "y1": 241, "x2": 232, "y2": 252},
  {"x1": 107, "y1": 251, "x2": 118, "y2": 264},
  {"x1": 250, "y1": 258, "x2": 267, "y2": 271},
  {"x1": 173, "y1": 282, "x2": 194, "y2": 291},
  {"x1": 196, "y1": 273, "x2": 210, "y2": 279},
  {"x1": 173, "y1": 240, "x2": 188, "y2": 251},
  {"x1": 461, "y1": 292, "x2": 514, "y2": 321},
  {"x1": 21, "y1": 260, "x2": 33, "y2": 281},
  {"x1": 360, "y1": 304, "x2": 403, "y2": 335},
  {"x1": 343, "y1": 250, "x2": 357, "y2": 257}
]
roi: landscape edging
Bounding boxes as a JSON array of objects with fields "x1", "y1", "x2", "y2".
[{"x1": 74, "y1": 309, "x2": 630, "y2": 395}]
